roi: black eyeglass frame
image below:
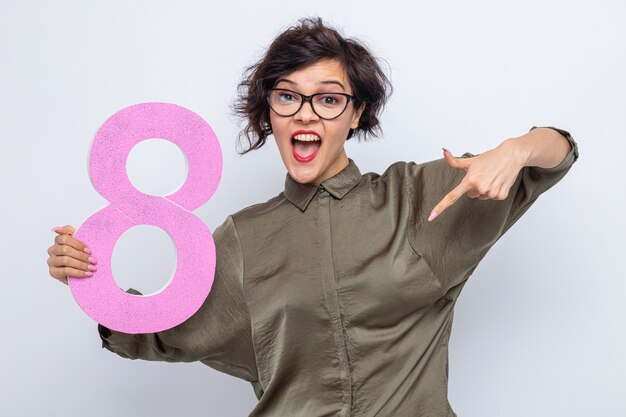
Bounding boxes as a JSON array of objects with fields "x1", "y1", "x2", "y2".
[{"x1": 267, "y1": 88, "x2": 357, "y2": 120}]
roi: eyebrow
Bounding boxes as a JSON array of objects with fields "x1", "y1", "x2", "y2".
[{"x1": 276, "y1": 78, "x2": 346, "y2": 91}]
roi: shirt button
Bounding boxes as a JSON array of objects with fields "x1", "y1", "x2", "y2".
[{"x1": 317, "y1": 187, "x2": 325, "y2": 194}]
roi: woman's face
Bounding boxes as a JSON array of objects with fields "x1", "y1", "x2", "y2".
[{"x1": 269, "y1": 58, "x2": 365, "y2": 185}]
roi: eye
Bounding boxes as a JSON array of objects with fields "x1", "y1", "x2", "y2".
[
  {"x1": 315, "y1": 93, "x2": 344, "y2": 107},
  {"x1": 277, "y1": 92, "x2": 297, "y2": 102}
]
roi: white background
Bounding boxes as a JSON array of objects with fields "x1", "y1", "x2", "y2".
[{"x1": 1, "y1": 1, "x2": 624, "y2": 416}]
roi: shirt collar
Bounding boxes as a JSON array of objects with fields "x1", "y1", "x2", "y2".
[{"x1": 284, "y1": 158, "x2": 362, "y2": 212}]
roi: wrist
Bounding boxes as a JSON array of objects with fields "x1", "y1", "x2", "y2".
[{"x1": 498, "y1": 136, "x2": 533, "y2": 168}]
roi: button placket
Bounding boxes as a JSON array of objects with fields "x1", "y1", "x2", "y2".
[{"x1": 318, "y1": 192, "x2": 353, "y2": 416}]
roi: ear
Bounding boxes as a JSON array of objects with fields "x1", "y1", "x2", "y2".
[{"x1": 350, "y1": 102, "x2": 366, "y2": 129}]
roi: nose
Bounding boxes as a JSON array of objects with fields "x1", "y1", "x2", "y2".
[{"x1": 294, "y1": 98, "x2": 319, "y2": 123}]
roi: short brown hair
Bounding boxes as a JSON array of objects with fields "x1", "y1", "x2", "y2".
[{"x1": 232, "y1": 17, "x2": 393, "y2": 155}]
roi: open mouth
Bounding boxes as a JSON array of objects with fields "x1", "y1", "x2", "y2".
[{"x1": 291, "y1": 132, "x2": 321, "y2": 162}]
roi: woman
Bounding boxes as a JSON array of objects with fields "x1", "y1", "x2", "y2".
[{"x1": 47, "y1": 17, "x2": 579, "y2": 417}]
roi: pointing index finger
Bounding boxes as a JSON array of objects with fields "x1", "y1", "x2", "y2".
[{"x1": 428, "y1": 180, "x2": 471, "y2": 222}]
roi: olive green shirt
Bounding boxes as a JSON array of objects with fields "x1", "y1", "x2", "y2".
[{"x1": 99, "y1": 126, "x2": 579, "y2": 416}]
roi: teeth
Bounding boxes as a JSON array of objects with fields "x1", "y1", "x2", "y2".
[{"x1": 293, "y1": 134, "x2": 320, "y2": 142}]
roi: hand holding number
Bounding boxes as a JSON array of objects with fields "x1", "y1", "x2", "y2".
[
  {"x1": 47, "y1": 225, "x2": 98, "y2": 285},
  {"x1": 428, "y1": 143, "x2": 526, "y2": 222}
]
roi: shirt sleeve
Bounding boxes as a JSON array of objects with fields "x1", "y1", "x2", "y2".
[
  {"x1": 97, "y1": 215, "x2": 259, "y2": 383},
  {"x1": 404, "y1": 126, "x2": 580, "y2": 294}
]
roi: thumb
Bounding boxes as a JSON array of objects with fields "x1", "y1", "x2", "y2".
[
  {"x1": 52, "y1": 225, "x2": 75, "y2": 236},
  {"x1": 442, "y1": 147, "x2": 470, "y2": 171}
]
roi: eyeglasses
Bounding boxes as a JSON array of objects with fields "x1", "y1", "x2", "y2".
[{"x1": 267, "y1": 88, "x2": 356, "y2": 120}]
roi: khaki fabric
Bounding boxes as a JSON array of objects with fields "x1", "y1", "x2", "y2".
[{"x1": 99, "y1": 126, "x2": 579, "y2": 416}]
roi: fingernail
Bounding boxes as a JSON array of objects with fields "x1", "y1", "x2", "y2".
[
  {"x1": 88, "y1": 256, "x2": 97, "y2": 264},
  {"x1": 88, "y1": 264, "x2": 97, "y2": 272},
  {"x1": 51, "y1": 226, "x2": 63, "y2": 232},
  {"x1": 428, "y1": 210, "x2": 438, "y2": 222},
  {"x1": 85, "y1": 271, "x2": 93, "y2": 277},
  {"x1": 84, "y1": 247, "x2": 92, "y2": 254},
  {"x1": 442, "y1": 147, "x2": 451, "y2": 154}
]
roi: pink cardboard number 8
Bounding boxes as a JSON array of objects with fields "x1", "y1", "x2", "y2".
[{"x1": 69, "y1": 103, "x2": 222, "y2": 334}]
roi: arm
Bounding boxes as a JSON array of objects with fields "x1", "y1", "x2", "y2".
[
  {"x1": 98, "y1": 215, "x2": 259, "y2": 382},
  {"x1": 406, "y1": 126, "x2": 579, "y2": 294}
]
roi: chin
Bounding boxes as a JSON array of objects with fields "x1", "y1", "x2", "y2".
[
  {"x1": 289, "y1": 170, "x2": 316, "y2": 185},
  {"x1": 288, "y1": 164, "x2": 321, "y2": 185}
]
